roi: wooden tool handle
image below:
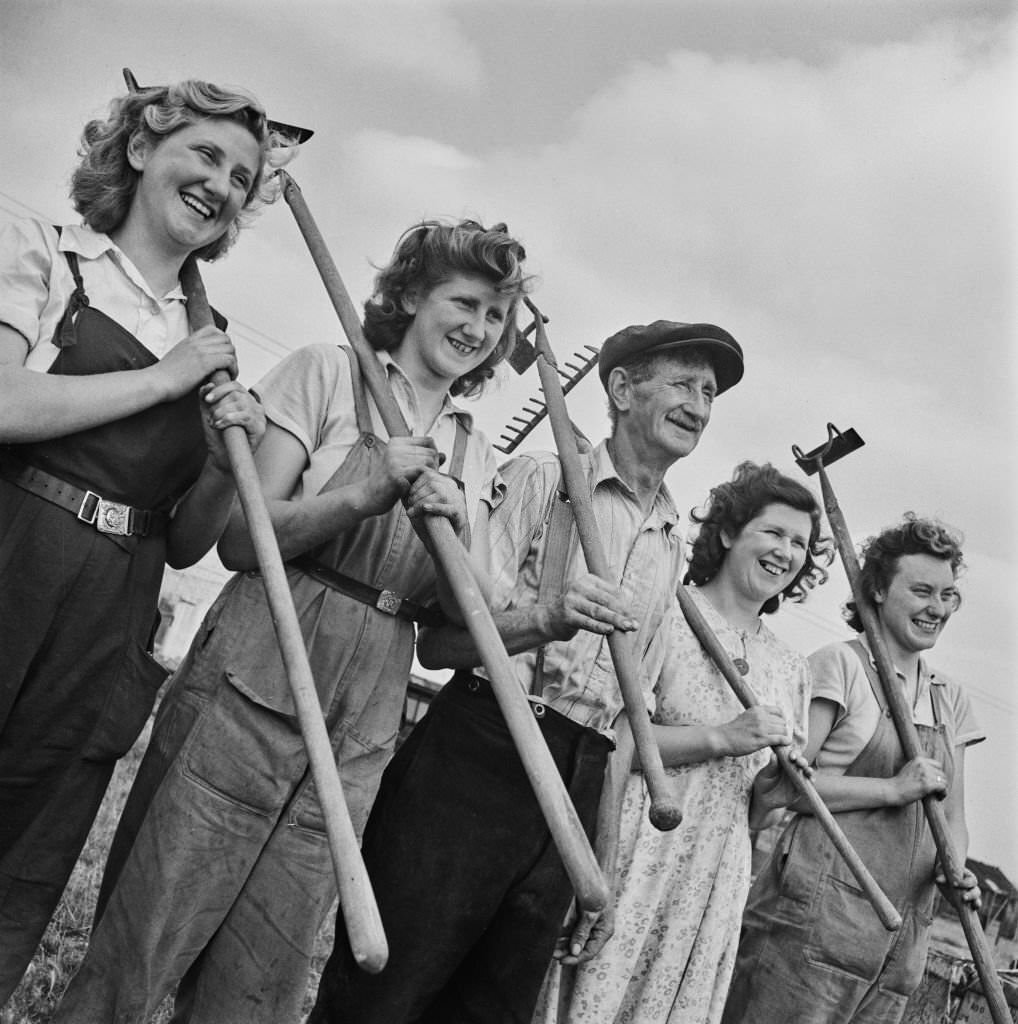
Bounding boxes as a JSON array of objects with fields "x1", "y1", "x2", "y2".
[
  {"x1": 180, "y1": 259, "x2": 388, "y2": 972},
  {"x1": 815, "y1": 465, "x2": 1010, "y2": 1022},
  {"x1": 278, "y1": 175, "x2": 609, "y2": 912},
  {"x1": 526, "y1": 302, "x2": 682, "y2": 832},
  {"x1": 675, "y1": 584, "x2": 902, "y2": 931}
]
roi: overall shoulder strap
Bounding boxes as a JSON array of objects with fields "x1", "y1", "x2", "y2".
[
  {"x1": 531, "y1": 454, "x2": 587, "y2": 697},
  {"x1": 53, "y1": 226, "x2": 90, "y2": 350},
  {"x1": 338, "y1": 345, "x2": 373, "y2": 434}
]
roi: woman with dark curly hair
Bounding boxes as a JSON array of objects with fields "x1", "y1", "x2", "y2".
[
  {"x1": 0, "y1": 78, "x2": 271, "y2": 1001},
  {"x1": 541, "y1": 460, "x2": 830, "y2": 1024},
  {"x1": 723, "y1": 514, "x2": 984, "y2": 1024},
  {"x1": 54, "y1": 217, "x2": 530, "y2": 1024}
]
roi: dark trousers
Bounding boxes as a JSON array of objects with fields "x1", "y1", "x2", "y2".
[{"x1": 309, "y1": 674, "x2": 612, "y2": 1024}]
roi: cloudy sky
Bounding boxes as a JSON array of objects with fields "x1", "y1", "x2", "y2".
[{"x1": 2, "y1": 1, "x2": 1015, "y2": 876}]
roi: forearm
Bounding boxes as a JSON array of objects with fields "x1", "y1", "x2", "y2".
[
  {"x1": 791, "y1": 771, "x2": 897, "y2": 814},
  {"x1": 652, "y1": 723, "x2": 727, "y2": 768},
  {"x1": 166, "y1": 461, "x2": 237, "y2": 568},
  {"x1": 218, "y1": 479, "x2": 379, "y2": 570},
  {"x1": 0, "y1": 365, "x2": 167, "y2": 442},
  {"x1": 417, "y1": 604, "x2": 560, "y2": 670}
]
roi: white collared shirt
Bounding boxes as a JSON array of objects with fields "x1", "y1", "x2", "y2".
[
  {"x1": 808, "y1": 633, "x2": 984, "y2": 773},
  {"x1": 481, "y1": 440, "x2": 685, "y2": 732},
  {"x1": 0, "y1": 218, "x2": 189, "y2": 371},
  {"x1": 255, "y1": 343, "x2": 504, "y2": 523}
]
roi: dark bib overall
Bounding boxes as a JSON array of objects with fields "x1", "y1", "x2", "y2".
[{"x1": 0, "y1": 248, "x2": 208, "y2": 1000}]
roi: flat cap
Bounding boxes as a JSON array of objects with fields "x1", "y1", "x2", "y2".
[{"x1": 597, "y1": 321, "x2": 744, "y2": 395}]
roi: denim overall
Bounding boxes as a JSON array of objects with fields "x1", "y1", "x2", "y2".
[
  {"x1": 723, "y1": 639, "x2": 953, "y2": 1024},
  {"x1": 0, "y1": 247, "x2": 206, "y2": 1000},
  {"x1": 56, "y1": 347, "x2": 467, "y2": 1024}
]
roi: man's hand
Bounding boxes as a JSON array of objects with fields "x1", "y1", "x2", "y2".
[
  {"x1": 552, "y1": 902, "x2": 615, "y2": 966},
  {"x1": 544, "y1": 573, "x2": 638, "y2": 641}
]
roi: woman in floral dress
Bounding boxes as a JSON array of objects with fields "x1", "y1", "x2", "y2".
[{"x1": 539, "y1": 461, "x2": 831, "y2": 1024}]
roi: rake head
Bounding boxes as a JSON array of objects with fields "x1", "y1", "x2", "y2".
[
  {"x1": 495, "y1": 343, "x2": 599, "y2": 455},
  {"x1": 792, "y1": 423, "x2": 865, "y2": 476}
]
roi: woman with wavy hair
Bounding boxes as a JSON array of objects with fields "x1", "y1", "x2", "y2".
[
  {"x1": 723, "y1": 514, "x2": 983, "y2": 1024},
  {"x1": 542, "y1": 461, "x2": 830, "y2": 1024},
  {"x1": 55, "y1": 218, "x2": 530, "y2": 1024},
  {"x1": 0, "y1": 77, "x2": 271, "y2": 1001}
]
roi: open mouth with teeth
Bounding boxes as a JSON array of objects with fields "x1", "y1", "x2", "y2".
[
  {"x1": 447, "y1": 337, "x2": 479, "y2": 357},
  {"x1": 912, "y1": 618, "x2": 940, "y2": 634},
  {"x1": 759, "y1": 560, "x2": 787, "y2": 578},
  {"x1": 181, "y1": 192, "x2": 215, "y2": 220}
]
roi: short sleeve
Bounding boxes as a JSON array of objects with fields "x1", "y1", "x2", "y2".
[
  {"x1": 807, "y1": 642, "x2": 854, "y2": 713},
  {"x1": 0, "y1": 219, "x2": 61, "y2": 354},
  {"x1": 256, "y1": 345, "x2": 356, "y2": 459},
  {"x1": 485, "y1": 453, "x2": 559, "y2": 612},
  {"x1": 942, "y1": 676, "x2": 985, "y2": 749}
]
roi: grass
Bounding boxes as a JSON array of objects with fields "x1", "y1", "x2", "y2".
[{"x1": 2, "y1": 719, "x2": 336, "y2": 1024}]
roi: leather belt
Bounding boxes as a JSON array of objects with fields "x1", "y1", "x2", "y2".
[
  {"x1": 0, "y1": 455, "x2": 168, "y2": 538},
  {"x1": 290, "y1": 554, "x2": 446, "y2": 627}
]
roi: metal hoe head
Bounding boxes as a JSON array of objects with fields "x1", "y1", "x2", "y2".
[
  {"x1": 792, "y1": 423, "x2": 865, "y2": 476},
  {"x1": 121, "y1": 68, "x2": 314, "y2": 144}
]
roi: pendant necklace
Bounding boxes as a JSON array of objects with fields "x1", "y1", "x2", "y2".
[{"x1": 731, "y1": 622, "x2": 761, "y2": 676}]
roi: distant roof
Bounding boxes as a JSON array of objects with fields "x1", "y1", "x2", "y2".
[{"x1": 968, "y1": 858, "x2": 1017, "y2": 898}]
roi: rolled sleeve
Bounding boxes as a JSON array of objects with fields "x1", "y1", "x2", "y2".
[{"x1": 0, "y1": 219, "x2": 61, "y2": 353}]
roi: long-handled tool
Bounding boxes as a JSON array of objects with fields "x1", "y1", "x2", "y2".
[
  {"x1": 794, "y1": 423, "x2": 1010, "y2": 1023},
  {"x1": 508, "y1": 299, "x2": 683, "y2": 832},
  {"x1": 674, "y1": 584, "x2": 901, "y2": 930},
  {"x1": 495, "y1": 330, "x2": 600, "y2": 455},
  {"x1": 278, "y1": 171, "x2": 609, "y2": 914},
  {"x1": 121, "y1": 66, "x2": 386, "y2": 973},
  {"x1": 179, "y1": 260, "x2": 388, "y2": 972}
]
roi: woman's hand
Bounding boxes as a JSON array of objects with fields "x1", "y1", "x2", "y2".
[
  {"x1": 200, "y1": 382, "x2": 266, "y2": 471},
  {"x1": 719, "y1": 705, "x2": 792, "y2": 756},
  {"x1": 360, "y1": 436, "x2": 442, "y2": 516},
  {"x1": 936, "y1": 865, "x2": 981, "y2": 909},
  {"x1": 405, "y1": 468, "x2": 468, "y2": 535},
  {"x1": 151, "y1": 325, "x2": 239, "y2": 400},
  {"x1": 889, "y1": 756, "x2": 947, "y2": 806}
]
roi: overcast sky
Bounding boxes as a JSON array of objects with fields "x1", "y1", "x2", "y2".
[{"x1": 2, "y1": 0, "x2": 1015, "y2": 877}]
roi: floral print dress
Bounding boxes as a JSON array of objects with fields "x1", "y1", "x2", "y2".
[{"x1": 535, "y1": 588, "x2": 810, "y2": 1024}]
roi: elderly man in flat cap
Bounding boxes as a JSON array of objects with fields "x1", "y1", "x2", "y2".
[{"x1": 309, "y1": 321, "x2": 745, "y2": 1024}]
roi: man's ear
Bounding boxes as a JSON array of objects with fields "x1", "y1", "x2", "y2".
[
  {"x1": 606, "y1": 366, "x2": 632, "y2": 417},
  {"x1": 126, "y1": 131, "x2": 152, "y2": 173}
]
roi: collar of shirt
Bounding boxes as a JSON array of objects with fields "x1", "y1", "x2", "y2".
[
  {"x1": 589, "y1": 438, "x2": 679, "y2": 532},
  {"x1": 59, "y1": 223, "x2": 187, "y2": 310},
  {"x1": 857, "y1": 632, "x2": 941, "y2": 691},
  {"x1": 373, "y1": 348, "x2": 474, "y2": 436}
]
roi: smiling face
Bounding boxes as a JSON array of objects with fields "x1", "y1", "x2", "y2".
[
  {"x1": 123, "y1": 117, "x2": 262, "y2": 257},
  {"x1": 614, "y1": 351, "x2": 718, "y2": 468},
  {"x1": 874, "y1": 552, "x2": 959, "y2": 657},
  {"x1": 721, "y1": 502, "x2": 812, "y2": 610},
  {"x1": 394, "y1": 272, "x2": 514, "y2": 391}
]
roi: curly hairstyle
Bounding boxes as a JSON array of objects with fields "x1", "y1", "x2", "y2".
[
  {"x1": 843, "y1": 513, "x2": 965, "y2": 632},
  {"x1": 71, "y1": 79, "x2": 289, "y2": 261},
  {"x1": 361, "y1": 219, "x2": 531, "y2": 398},
  {"x1": 684, "y1": 461, "x2": 832, "y2": 615}
]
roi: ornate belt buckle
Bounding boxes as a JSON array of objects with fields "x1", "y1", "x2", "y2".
[
  {"x1": 95, "y1": 498, "x2": 132, "y2": 536},
  {"x1": 375, "y1": 589, "x2": 402, "y2": 616}
]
